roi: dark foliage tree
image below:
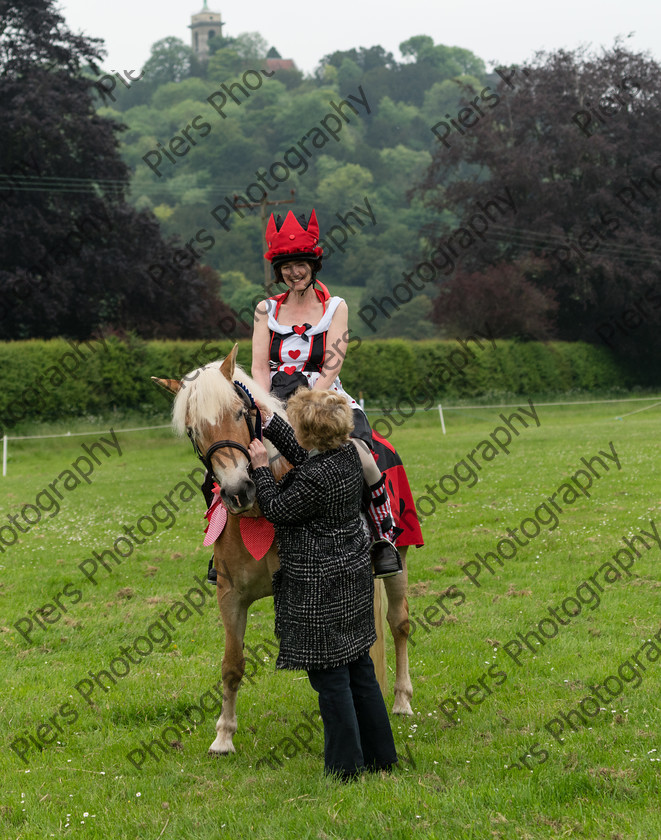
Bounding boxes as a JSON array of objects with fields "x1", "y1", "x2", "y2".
[
  {"x1": 0, "y1": 0, "x2": 230, "y2": 339},
  {"x1": 414, "y1": 43, "x2": 661, "y2": 369},
  {"x1": 431, "y1": 261, "x2": 558, "y2": 339}
]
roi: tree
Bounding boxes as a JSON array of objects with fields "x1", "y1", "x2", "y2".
[
  {"x1": 206, "y1": 46, "x2": 245, "y2": 81},
  {"x1": 221, "y1": 270, "x2": 264, "y2": 316},
  {"x1": 315, "y1": 45, "x2": 397, "y2": 82},
  {"x1": 365, "y1": 96, "x2": 425, "y2": 150},
  {"x1": 0, "y1": 0, "x2": 228, "y2": 339},
  {"x1": 414, "y1": 43, "x2": 661, "y2": 367},
  {"x1": 337, "y1": 58, "x2": 362, "y2": 93},
  {"x1": 400, "y1": 37, "x2": 485, "y2": 78},
  {"x1": 358, "y1": 255, "x2": 437, "y2": 339},
  {"x1": 421, "y1": 76, "x2": 483, "y2": 123},
  {"x1": 399, "y1": 36, "x2": 434, "y2": 63},
  {"x1": 141, "y1": 37, "x2": 194, "y2": 86},
  {"x1": 317, "y1": 164, "x2": 374, "y2": 211},
  {"x1": 232, "y1": 32, "x2": 269, "y2": 61},
  {"x1": 432, "y1": 262, "x2": 557, "y2": 339}
]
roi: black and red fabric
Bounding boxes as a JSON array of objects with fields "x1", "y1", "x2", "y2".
[
  {"x1": 264, "y1": 290, "x2": 362, "y2": 415},
  {"x1": 267, "y1": 284, "x2": 332, "y2": 375},
  {"x1": 264, "y1": 209, "x2": 324, "y2": 264},
  {"x1": 371, "y1": 430, "x2": 424, "y2": 548}
]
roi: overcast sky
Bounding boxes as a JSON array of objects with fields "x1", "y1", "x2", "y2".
[{"x1": 56, "y1": 0, "x2": 660, "y2": 78}]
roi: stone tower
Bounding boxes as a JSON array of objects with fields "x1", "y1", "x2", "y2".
[{"x1": 190, "y1": 1, "x2": 223, "y2": 62}]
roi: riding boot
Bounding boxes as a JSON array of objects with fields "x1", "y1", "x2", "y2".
[
  {"x1": 202, "y1": 470, "x2": 218, "y2": 584},
  {"x1": 208, "y1": 554, "x2": 217, "y2": 585},
  {"x1": 365, "y1": 474, "x2": 403, "y2": 578},
  {"x1": 202, "y1": 469, "x2": 215, "y2": 507},
  {"x1": 370, "y1": 539, "x2": 402, "y2": 579}
]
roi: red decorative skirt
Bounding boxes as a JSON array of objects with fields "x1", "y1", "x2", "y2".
[{"x1": 371, "y1": 431, "x2": 424, "y2": 548}]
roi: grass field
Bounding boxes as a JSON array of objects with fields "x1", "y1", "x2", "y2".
[{"x1": 1, "y1": 395, "x2": 660, "y2": 840}]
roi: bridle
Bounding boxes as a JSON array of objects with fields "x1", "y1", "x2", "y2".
[{"x1": 187, "y1": 381, "x2": 262, "y2": 476}]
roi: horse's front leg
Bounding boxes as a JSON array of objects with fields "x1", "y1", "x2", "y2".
[
  {"x1": 383, "y1": 547, "x2": 413, "y2": 715},
  {"x1": 208, "y1": 560, "x2": 248, "y2": 755}
]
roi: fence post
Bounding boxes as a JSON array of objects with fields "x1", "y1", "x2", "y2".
[
  {"x1": 438, "y1": 404, "x2": 446, "y2": 435},
  {"x1": 2, "y1": 434, "x2": 7, "y2": 477}
]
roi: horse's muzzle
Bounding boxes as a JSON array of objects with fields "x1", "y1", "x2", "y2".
[{"x1": 219, "y1": 479, "x2": 256, "y2": 514}]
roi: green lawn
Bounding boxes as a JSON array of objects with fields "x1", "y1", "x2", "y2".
[{"x1": 1, "y1": 397, "x2": 660, "y2": 839}]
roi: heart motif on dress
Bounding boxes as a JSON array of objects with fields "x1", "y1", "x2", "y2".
[
  {"x1": 293, "y1": 325, "x2": 307, "y2": 336},
  {"x1": 288, "y1": 349, "x2": 301, "y2": 359},
  {"x1": 284, "y1": 365, "x2": 296, "y2": 375}
]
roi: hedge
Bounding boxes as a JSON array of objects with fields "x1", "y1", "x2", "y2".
[{"x1": 0, "y1": 336, "x2": 639, "y2": 434}]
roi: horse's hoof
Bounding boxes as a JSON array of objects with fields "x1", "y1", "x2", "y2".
[
  {"x1": 392, "y1": 698, "x2": 414, "y2": 716},
  {"x1": 208, "y1": 745, "x2": 236, "y2": 756},
  {"x1": 208, "y1": 736, "x2": 236, "y2": 755}
]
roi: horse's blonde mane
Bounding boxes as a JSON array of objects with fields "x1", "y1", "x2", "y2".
[{"x1": 172, "y1": 360, "x2": 285, "y2": 435}]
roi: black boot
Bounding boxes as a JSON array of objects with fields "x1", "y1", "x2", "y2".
[
  {"x1": 370, "y1": 539, "x2": 403, "y2": 579},
  {"x1": 208, "y1": 554, "x2": 217, "y2": 585},
  {"x1": 203, "y1": 470, "x2": 218, "y2": 585}
]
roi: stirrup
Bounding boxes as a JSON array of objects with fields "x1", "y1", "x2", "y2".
[{"x1": 370, "y1": 539, "x2": 402, "y2": 579}]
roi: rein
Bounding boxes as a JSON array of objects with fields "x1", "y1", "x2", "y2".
[{"x1": 187, "y1": 380, "x2": 262, "y2": 475}]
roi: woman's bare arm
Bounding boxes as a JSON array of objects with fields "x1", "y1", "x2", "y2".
[
  {"x1": 313, "y1": 299, "x2": 349, "y2": 390},
  {"x1": 251, "y1": 300, "x2": 271, "y2": 392}
]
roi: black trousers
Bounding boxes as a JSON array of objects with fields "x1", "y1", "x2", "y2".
[{"x1": 307, "y1": 650, "x2": 398, "y2": 778}]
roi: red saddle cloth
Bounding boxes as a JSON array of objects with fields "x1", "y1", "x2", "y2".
[
  {"x1": 204, "y1": 483, "x2": 275, "y2": 560},
  {"x1": 371, "y1": 431, "x2": 424, "y2": 548}
]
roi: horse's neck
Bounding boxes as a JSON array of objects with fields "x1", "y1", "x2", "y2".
[{"x1": 270, "y1": 452, "x2": 293, "y2": 483}]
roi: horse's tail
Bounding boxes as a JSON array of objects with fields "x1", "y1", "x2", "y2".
[{"x1": 370, "y1": 579, "x2": 388, "y2": 698}]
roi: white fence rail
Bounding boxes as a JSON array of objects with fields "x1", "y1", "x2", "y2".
[
  {"x1": 3, "y1": 396, "x2": 660, "y2": 476},
  {"x1": 2, "y1": 424, "x2": 170, "y2": 477}
]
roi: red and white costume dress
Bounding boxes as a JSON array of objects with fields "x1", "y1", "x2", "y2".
[
  {"x1": 265, "y1": 285, "x2": 424, "y2": 548},
  {"x1": 266, "y1": 289, "x2": 362, "y2": 406}
]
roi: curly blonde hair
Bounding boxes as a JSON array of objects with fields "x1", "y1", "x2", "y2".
[{"x1": 287, "y1": 389, "x2": 354, "y2": 451}]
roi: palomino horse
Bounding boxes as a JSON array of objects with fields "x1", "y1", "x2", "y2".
[{"x1": 153, "y1": 346, "x2": 413, "y2": 756}]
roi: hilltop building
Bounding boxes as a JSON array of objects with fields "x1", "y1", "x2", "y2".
[
  {"x1": 189, "y1": 1, "x2": 224, "y2": 62},
  {"x1": 189, "y1": 4, "x2": 298, "y2": 72}
]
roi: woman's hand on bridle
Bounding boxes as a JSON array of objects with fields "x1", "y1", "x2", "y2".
[
  {"x1": 248, "y1": 439, "x2": 269, "y2": 470},
  {"x1": 255, "y1": 399, "x2": 273, "y2": 423}
]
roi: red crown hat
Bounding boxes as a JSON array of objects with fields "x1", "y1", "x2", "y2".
[{"x1": 264, "y1": 209, "x2": 324, "y2": 264}]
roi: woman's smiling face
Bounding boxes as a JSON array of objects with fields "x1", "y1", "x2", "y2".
[{"x1": 280, "y1": 261, "x2": 312, "y2": 290}]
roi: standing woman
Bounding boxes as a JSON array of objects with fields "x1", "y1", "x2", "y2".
[
  {"x1": 248, "y1": 388, "x2": 398, "y2": 780},
  {"x1": 251, "y1": 209, "x2": 423, "y2": 566}
]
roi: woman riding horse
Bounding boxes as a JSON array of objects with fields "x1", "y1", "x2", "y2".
[{"x1": 250, "y1": 208, "x2": 423, "y2": 564}]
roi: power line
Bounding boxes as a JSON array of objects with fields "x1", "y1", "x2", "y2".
[{"x1": 0, "y1": 175, "x2": 245, "y2": 196}]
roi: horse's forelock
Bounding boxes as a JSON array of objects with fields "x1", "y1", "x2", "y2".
[{"x1": 172, "y1": 360, "x2": 285, "y2": 435}]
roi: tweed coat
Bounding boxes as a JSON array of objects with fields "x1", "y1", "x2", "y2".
[{"x1": 252, "y1": 413, "x2": 375, "y2": 671}]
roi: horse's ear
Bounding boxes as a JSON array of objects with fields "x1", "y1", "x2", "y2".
[
  {"x1": 219, "y1": 343, "x2": 239, "y2": 381},
  {"x1": 151, "y1": 376, "x2": 182, "y2": 395}
]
